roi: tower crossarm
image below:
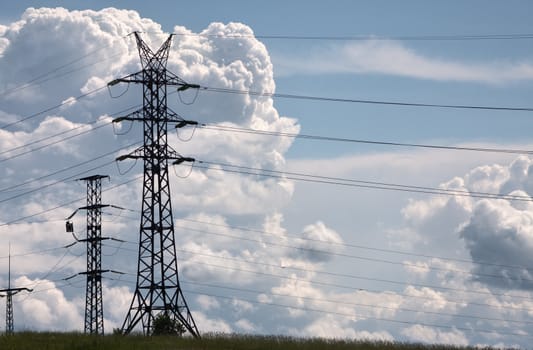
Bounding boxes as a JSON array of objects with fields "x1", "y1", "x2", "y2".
[
  {"x1": 116, "y1": 145, "x2": 194, "y2": 164},
  {"x1": 113, "y1": 107, "x2": 197, "y2": 125},
  {"x1": 112, "y1": 108, "x2": 144, "y2": 123},
  {"x1": 79, "y1": 204, "x2": 110, "y2": 211},
  {"x1": 108, "y1": 69, "x2": 199, "y2": 91},
  {"x1": 0, "y1": 287, "x2": 33, "y2": 295}
]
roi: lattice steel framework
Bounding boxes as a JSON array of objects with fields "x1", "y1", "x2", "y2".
[
  {"x1": 5, "y1": 290, "x2": 13, "y2": 334},
  {"x1": 0, "y1": 246, "x2": 32, "y2": 335},
  {"x1": 78, "y1": 175, "x2": 109, "y2": 335},
  {"x1": 110, "y1": 32, "x2": 199, "y2": 337}
]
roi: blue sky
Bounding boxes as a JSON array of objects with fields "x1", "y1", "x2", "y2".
[
  {"x1": 1, "y1": 1, "x2": 533, "y2": 347},
  {"x1": 2, "y1": 1, "x2": 533, "y2": 157}
]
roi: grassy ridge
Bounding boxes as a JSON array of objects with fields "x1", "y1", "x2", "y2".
[{"x1": 0, "y1": 333, "x2": 502, "y2": 350}]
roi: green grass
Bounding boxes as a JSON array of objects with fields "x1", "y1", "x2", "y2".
[{"x1": 0, "y1": 332, "x2": 508, "y2": 350}]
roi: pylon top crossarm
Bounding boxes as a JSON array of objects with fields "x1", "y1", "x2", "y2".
[
  {"x1": 108, "y1": 71, "x2": 145, "y2": 86},
  {"x1": 134, "y1": 31, "x2": 173, "y2": 70},
  {"x1": 78, "y1": 175, "x2": 110, "y2": 182},
  {"x1": 0, "y1": 287, "x2": 32, "y2": 294},
  {"x1": 108, "y1": 33, "x2": 200, "y2": 90},
  {"x1": 79, "y1": 204, "x2": 110, "y2": 211}
]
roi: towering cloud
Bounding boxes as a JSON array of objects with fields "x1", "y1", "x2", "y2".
[{"x1": 1, "y1": 7, "x2": 533, "y2": 348}]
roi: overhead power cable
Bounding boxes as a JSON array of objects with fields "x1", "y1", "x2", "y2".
[
  {"x1": 0, "y1": 122, "x2": 109, "y2": 164},
  {"x1": 0, "y1": 159, "x2": 115, "y2": 204},
  {"x1": 104, "y1": 214, "x2": 531, "y2": 288},
  {"x1": 102, "y1": 242, "x2": 533, "y2": 313},
  {"x1": 0, "y1": 85, "x2": 108, "y2": 130},
  {"x1": 184, "y1": 289, "x2": 530, "y2": 339},
  {"x1": 102, "y1": 207, "x2": 533, "y2": 270},
  {"x1": 0, "y1": 35, "x2": 129, "y2": 99},
  {"x1": 187, "y1": 255, "x2": 533, "y2": 305},
  {"x1": 16, "y1": 245, "x2": 85, "y2": 300},
  {"x1": 0, "y1": 120, "x2": 103, "y2": 158},
  {"x1": 0, "y1": 140, "x2": 142, "y2": 194},
  {"x1": 0, "y1": 242, "x2": 77, "y2": 260},
  {"x1": 193, "y1": 160, "x2": 533, "y2": 202},
  {"x1": 200, "y1": 124, "x2": 533, "y2": 155},
  {"x1": 103, "y1": 211, "x2": 533, "y2": 279},
  {"x1": 0, "y1": 104, "x2": 139, "y2": 159},
  {"x1": 170, "y1": 32, "x2": 533, "y2": 41},
  {"x1": 173, "y1": 226, "x2": 533, "y2": 294},
  {"x1": 182, "y1": 280, "x2": 533, "y2": 326},
  {"x1": 200, "y1": 86, "x2": 533, "y2": 112},
  {"x1": 0, "y1": 175, "x2": 141, "y2": 227},
  {"x1": 104, "y1": 272, "x2": 533, "y2": 339},
  {"x1": 174, "y1": 217, "x2": 533, "y2": 273}
]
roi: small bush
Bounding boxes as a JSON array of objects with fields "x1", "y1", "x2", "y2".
[{"x1": 151, "y1": 313, "x2": 186, "y2": 336}]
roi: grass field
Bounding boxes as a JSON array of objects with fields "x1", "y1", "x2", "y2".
[{"x1": 0, "y1": 333, "x2": 506, "y2": 350}]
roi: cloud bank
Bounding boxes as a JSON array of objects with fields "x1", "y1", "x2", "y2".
[
  {"x1": 273, "y1": 40, "x2": 533, "y2": 84},
  {"x1": 0, "y1": 7, "x2": 533, "y2": 348}
]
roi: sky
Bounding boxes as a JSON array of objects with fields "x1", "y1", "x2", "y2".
[{"x1": 1, "y1": 1, "x2": 533, "y2": 347}]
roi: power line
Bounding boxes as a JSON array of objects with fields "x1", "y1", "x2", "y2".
[
  {"x1": 172, "y1": 229, "x2": 533, "y2": 299},
  {"x1": 102, "y1": 207, "x2": 533, "y2": 279},
  {"x1": 200, "y1": 86, "x2": 533, "y2": 112},
  {"x1": 0, "y1": 159, "x2": 115, "y2": 204},
  {"x1": 0, "y1": 37, "x2": 128, "y2": 98},
  {"x1": 0, "y1": 104, "x2": 139, "y2": 159},
  {"x1": 104, "y1": 273, "x2": 533, "y2": 339},
  {"x1": 0, "y1": 85, "x2": 108, "y2": 130},
  {"x1": 173, "y1": 217, "x2": 533, "y2": 273},
  {"x1": 182, "y1": 280, "x2": 533, "y2": 326},
  {"x1": 18, "y1": 278, "x2": 86, "y2": 299},
  {"x1": 0, "y1": 218, "x2": 66, "y2": 226},
  {"x1": 0, "y1": 175, "x2": 141, "y2": 227},
  {"x1": 101, "y1": 210, "x2": 533, "y2": 274},
  {"x1": 183, "y1": 289, "x2": 531, "y2": 339},
  {"x1": 193, "y1": 160, "x2": 533, "y2": 202},
  {"x1": 0, "y1": 120, "x2": 103, "y2": 158},
  {"x1": 189, "y1": 257, "x2": 533, "y2": 309},
  {"x1": 0, "y1": 242, "x2": 76, "y2": 260},
  {"x1": 102, "y1": 242, "x2": 533, "y2": 313},
  {"x1": 199, "y1": 124, "x2": 533, "y2": 155},
  {"x1": 0, "y1": 122, "x2": 110, "y2": 164},
  {"x1": 16, "y1": 245, "x2": 85, "y2": 301},
  {"x1": 171, "y1": 32, "x2": 533, "y2": 42},
  {"x1": 0, "y1": 140, "x2": 142, "y2": 194}
]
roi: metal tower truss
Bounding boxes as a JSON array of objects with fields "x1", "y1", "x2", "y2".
[
  {"x1": 110, "y1": 32, "x2": 200, "y2": 337},
  {"x1": 81, "y1": 175, "x2": 109, "y2": 335},
  {"x1": 66, "y1": 175, "x2": 110, "y2": 335},
  {"x1": 0, "y1": 246, "x2": 32, "y2": 335}
]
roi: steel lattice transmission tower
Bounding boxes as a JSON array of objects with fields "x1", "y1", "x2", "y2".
[
  {"x1": 109, "y1": 32, "x2": 200, "y2": 337},
  {"x1": 0, "y1": 245, "x2": 32, "y2": 335},
  {"x1": 66, "y1": 175, "x2": 110, "y2": 335}
]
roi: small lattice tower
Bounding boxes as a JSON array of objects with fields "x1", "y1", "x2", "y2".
[
  {"x1": 79, "y1": 175, "x2": 109, "y2": 335},
  {"x1": 0, "y1": 245, "x2": 32, "y2": 335}
]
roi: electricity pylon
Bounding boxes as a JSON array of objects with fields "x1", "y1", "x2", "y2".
[
  {"x1": 0, "y1": 245, "x2": 32, "y2": 335},
  {"x1": 66, "y1": 175, "x2": 110, "y2": 335},
  {"x1": 109, "y1": 32, "x2": 200, "y2": 337}
]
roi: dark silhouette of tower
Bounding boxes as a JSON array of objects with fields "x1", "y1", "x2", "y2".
[
  {"x1": 66, "y1": 175, "x2": 110, "y2": 335},
  {"x1": 109, "y1": 32, "x2": 199, "y2": 337},
  {"x1": 0, "y1": 245, "x2": 32, "y2": 335}
]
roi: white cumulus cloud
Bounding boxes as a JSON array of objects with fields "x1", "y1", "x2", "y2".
[{"x1": 274, "y1": 40, "x2": 533, "y2": 84}]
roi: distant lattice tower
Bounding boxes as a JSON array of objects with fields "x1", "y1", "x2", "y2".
[
  {"x1": 109, "y1": 32, "x2": 200, "y2": 337},
  {"x1": 80, "y1": 175, "x2": 109, "y2": 335},
  {"x1": 0, "y1": 245, "x2": 32, "y2": 335},
  {"x1": 66, "y1": 175, "x2": 110, "y2": 335}
]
